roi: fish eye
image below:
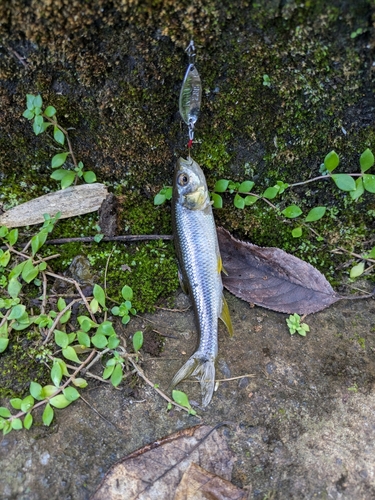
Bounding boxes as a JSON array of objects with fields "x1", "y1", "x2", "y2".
[{"x1": 178, "y1": 173, "x2": 189, "y2": 186}]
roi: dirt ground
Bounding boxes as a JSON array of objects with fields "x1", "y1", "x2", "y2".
[{"x1": 1, "y1": 287, "x2": 375, "y2": 499}]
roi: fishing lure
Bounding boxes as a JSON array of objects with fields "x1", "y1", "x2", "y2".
[{"x1": 179, "y1": 40, "x2": 202, "y2": 149}]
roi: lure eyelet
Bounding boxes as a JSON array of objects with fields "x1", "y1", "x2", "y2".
[{"x1": 178, "y1": 173, "x2": 189, "y2": 186}]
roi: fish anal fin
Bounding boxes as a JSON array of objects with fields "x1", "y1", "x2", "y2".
[
  {"x1": 178, "y1": 267, "x2": 189, "y2": 295},
  {"x1": 220, "y1": 294, "x2": 233, "y2": 337},
  {"x1": 217, "y1": 255, "x2": 228, "y2": 276}
]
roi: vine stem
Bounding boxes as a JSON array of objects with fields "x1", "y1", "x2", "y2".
[
  {"x1": 9, "y1": 348, "x2": 97, "y2": 421},
  {"x1": 43, "y1": 115, "x2": 78, "y2": 168},
  {"x1": 288, "y1": 172, "x2": 362, "y2": 188},
  {"x1": 42, "y1": 298, "x2": 82, "y2": 345}
]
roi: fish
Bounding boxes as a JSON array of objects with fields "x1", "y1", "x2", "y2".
[{"x1": 170, "y1": 156, "x2": 233, "y2": 407}]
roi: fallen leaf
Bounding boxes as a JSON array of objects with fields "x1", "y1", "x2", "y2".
[
  {"x1": 0, "y1": 183, "x2": 108, "y2": 228},
  {"x1": 174, "y1": 462, "x2": 246, "y2": 500},
  {"x1": 218, "y1": 227, "x2": 341, "y2": 314},
  {"x1": 91, "y1": 424, "x2": 239, "y2": 500}
]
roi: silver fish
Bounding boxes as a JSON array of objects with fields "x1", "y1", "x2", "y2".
[{"x1": 170, "y1": 157, "x2": 233, "y2": 407}]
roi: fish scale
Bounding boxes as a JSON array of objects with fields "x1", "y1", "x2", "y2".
[{"x1": 170, "y1": 157, "x2": 233, "y2": 407}]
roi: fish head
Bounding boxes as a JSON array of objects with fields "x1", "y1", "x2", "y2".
[{"x1": 174, "y1": 157, "x2": 209, "y2": 210}]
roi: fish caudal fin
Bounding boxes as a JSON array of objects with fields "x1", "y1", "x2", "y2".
[{"x1": 169, "y1": 353, "x2": 216, "y2": 407}]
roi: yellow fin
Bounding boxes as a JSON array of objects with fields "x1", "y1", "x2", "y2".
[
  {"x1": 217, "y1": 255, "x2": 228, "y2": 275},
  {"x1": 220, "y1": 294, "x2": 233, "y2": 337}
]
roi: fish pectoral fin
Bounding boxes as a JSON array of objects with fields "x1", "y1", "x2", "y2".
[
  {"x1": 169, "y1": 354, "x2": 216, "y2": 407},
  {"x1": 217, "y1": 255, "x2": 228, "y2": 276},
  {"x1": 220, "y1": 294, "x2": 233, "y2": 337}
]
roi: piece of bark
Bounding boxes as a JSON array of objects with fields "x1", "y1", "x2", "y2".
[
  {"x1": 218, "y1": 227, "x2": 341, "y2": 314},
  {"x1": 0, "y1": 183, "x2": 108, "y2": 228}
]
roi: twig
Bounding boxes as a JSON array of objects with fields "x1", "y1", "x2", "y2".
[
  {"x1": 45, "y1": 271, "x2": 96, "y2": 321},
  {"x1": 7, "y1": 46, "x2": 28, "y2": 67},
  {"x1": 128, "y1": 357, "x2": 201, "y2": 417},
  {"x1": 42, "y1": 298, "x2": 82, "y2": 345},
  {"x1": 45, "y1": 235, "x2": 174, "y2": 245},
  {"x1": 331, "y1": 246, "x2": 375, "y2": 264}
]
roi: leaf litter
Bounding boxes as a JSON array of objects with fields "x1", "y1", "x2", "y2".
[{"x1": 91, "y1": 424, "x2": 246, "y2": 500}]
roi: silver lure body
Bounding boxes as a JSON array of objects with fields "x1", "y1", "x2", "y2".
[{"x1": 170, "y1": 157, "x2": 232, "y2": 406}]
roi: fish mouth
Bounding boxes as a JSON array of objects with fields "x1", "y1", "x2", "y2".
[{"x1": 185, "y1": 186, "x2": 206, "y2": 208}]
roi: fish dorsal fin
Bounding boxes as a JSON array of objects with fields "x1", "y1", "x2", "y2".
[
  {"x1": 217, "y1": 256, "x2": 228, "y2": 276},
  {"x1": 220, "y1": 294, "x2": 233, "y2": 337}
]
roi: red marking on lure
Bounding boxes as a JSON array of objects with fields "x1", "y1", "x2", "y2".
[{"x1": 187, "y1": 139, "x2": 193, "y2": 149}]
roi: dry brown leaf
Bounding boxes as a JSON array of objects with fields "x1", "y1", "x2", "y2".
[
  {"x1": 218, "y1": 227, "x2": 341, "y2": 314},
  {"x1": 174, "y1": 462, "x2": 246, "y2": 500},
  {"x1": 0, "y1": 183, "x2": 108, "y2": 228},
  {"x1": 91, "y1": 425, "x2": 238, "y2": 500}
]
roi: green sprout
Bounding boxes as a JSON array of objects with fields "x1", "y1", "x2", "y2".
[{"x1": 286, "y1": 313, "x2": 310, "y2": 337}]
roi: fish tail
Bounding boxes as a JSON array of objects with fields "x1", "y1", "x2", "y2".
[{"x1": 169, "y1": 353, "x2": 216, "y2": 407}]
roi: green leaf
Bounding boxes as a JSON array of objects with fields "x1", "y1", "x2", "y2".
[
  {"x1": 57, "y1": 297, "x2": 66, "y2": 311},
  {"x1": 0, "y1": 226, "x2": 9, "y2": 238},
  {"x1": 11, "y1": 418, "x2": 23, "y2": 430},
  {"x1": 366, "y1": 247, "x2": 375, "y2": 259},
  {"x1": 10, "y1": 398, "x2": 22, "y2": 410},
  {"x1": 51, "y1": 152, "x2": 69, "y2": 168},
  {"x1": 97, "y1": 321, "x2": 115, "y2": 336},
  {"x1": 0, "y1": 407, "x2": 11, "y2": 418},
  {"x1": 24, "y1": 413, "x2": 33, "y2": 430},
  {"x1": 324, "y1": 150, "x2": 339, "y2": 171},
  {"x1": 133, "y1": 330, "x2": 143, "y2": 352},
  {"x1": 60, "y1": 171, "x2": 76, "y2": 189},
  {"x1": 34, "y1": 94, "x2": 43, "y2": 108},
  {"x1": 214, "y1": 179, "x2": 230, "y2": 192},
  {"x1": 41, "y1": 385, "x2": 58, "y2": 398},
  {"x1": 50, "y1": 168, "x2": 68, "y2": 181},
  {"x1": 30, "y1": 381, "x2": 43, "y2": 400},
  {"x1": 8, "y1": 304, "x2": 26, "y2": 320},
  {"x1": 94, "y1": 233, "x2": 104, "y2": 243},
  {"x1": 21, "y1": 395, "x2": 34, "y2": 413},
  {"x1": 9, "y1": 260, "x2": 25, "y2": 279},
  {"x1": 0, "y1": 338, "x2": 9, "y2": 353},
  {"x1": 305, "y1": 206, "x2": 326, "y2": 222},
  {"x1": 83, "y1": 171, "x2": 97, "y2": 183},
  {"x1": 93, "y1": 284, "x2": 106, "y2": 308},
  {"x1": 331, "y1": 174, "x2": 356, "y2": 191},
  {"x1": 244, "y1": 195, "x2": 258, "y2": 206},
  {"x1": 90, "y1": 298, "x2": 99, "y2": 313},
  {"x1": 281, "y1": 205, "x2": 302, "y2": 218},
  {"x1": 107, "y1": 335, "x2": 120, "y2": 349},
  {"x1": 63, "y1": 386, "x2": 80, "y2": 402},
  {"x1": 164, "y1": 187, "x2": 173, "y2": 200},
  {"x1": 72, "y1": 378, "x2": 88, "y2": 389},
  {"x1": 262, "y1": 186, "x2": 279, "y2": 199},
  {"x1": 62, "y1": 346, "x2": 81, "y2": 363},
  {"x1": 211, "y1": 193, "x2": 223, "y2": 209},
  {"x1": 49, "y1": 394, "x2": 71, "y2": 409},
  {"x1": 350, "y1": 177, "x2": 365, "y2": 201},
  {"x1": 22, "y1": 259, "x2": 39, "y2": 283},
  {"x1": 42, "y1": 403, "x2": 54, "y2": 426},
  {"x1": 54, "y1": 125, "x2": 65, "y2": 145},
  {"x1": 238, "y1": 180, "x2": 255, "y2": 193},
  {"x1": 23, "y1": 109, "x2": 35, "y2": 120},
  {"x1": 54, "y1": 330, "x2": 69, "y2": 349},
  {"x1": 360, "y1": 148, "x2": 374, "y2": 172},
  {"x1": 111, "y1": 306, "x2": 120, "y2": 315},
  {"x1": 121, "y1": 285, "x2": 133, "y2": 300},
  {"x1": 103, "y1": 365, "x2": 115, "y2": 379},
  {"x1": 350, "y1": 262, "x2": 365, "y2": 279},
  {"x1": 91, "y1": 333, "x2": 108, "y2": 348},
  {"x1": 33, "y1": 115, "x2": 44, "y2": 135},
  {"x1": 172, "y1": 390, "x2": 191, "y2": 409},
  {"x1": 154, "y1": 193, "x2": 166, "y2": 205},
  {"x1": 26, "y1": 94, "x2": 35, "y2": 109},
  {"x1": 44, "y1": 105, "x2": 56, "y2": 117},
  {"x1": 51, "y1": 359, "x2": 63, "y2": 387},
  {"x1": 77, "y1": 331, "x2": 90, "y2": 347},
  {"x1": 292, "y1": 227, "x2": 302, "y2": 238},
  {"x1": 121, "y1": 315, "x2": 130, "y2": 325},
  {"x1": 234, "y1": 194, "x2": 245, "y2": 209},
  {"x1": 363, "y1": 174, "x2": 375, "y2": 193},
  {"x1": 0, "y1": 249, "x2": 11, "y2": 267},
  {"x1": 7, "y1": 229, "x2": 18, "y2": 246},
  {"x1": 110, "y1": 363, "x2": 123, "y2": 387},
  {"x1": 7, "y1": 278, "x2": 22, "y2": 298},
  {"x1": 78, "y1": 316, "x2": 97, "y2": 332}
]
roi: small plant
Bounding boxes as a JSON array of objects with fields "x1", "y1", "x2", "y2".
[
  {"x1": 286, "y1": 313, "x2": 310, "y2": 336},
  {"x1": 111, "y1": 285, "x2": 137, "y2": 324},
  {"x1": 22, "y1": 94, "x2": 97, "y2": 189},
  {"x1": 171, "y1": 389, "x2": 196, "y2": 415},
  {"x1": 262, "y1": 74, "x2": 271, "y2": 87},
  {"x1": 154, "y1": 186, "x2": 173, "y2": 206}
]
